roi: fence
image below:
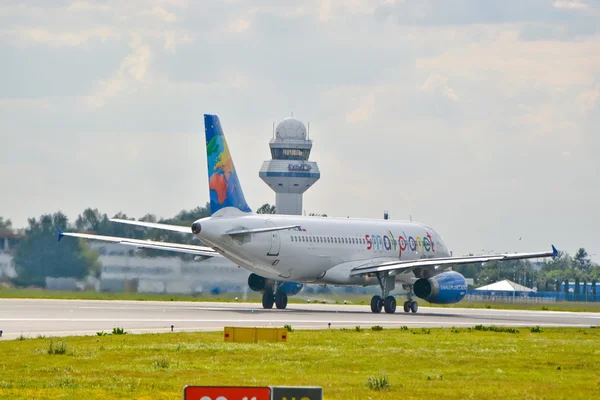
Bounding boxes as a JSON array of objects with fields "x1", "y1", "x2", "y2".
[{"x1": 464, "y1": 294, "x2": 557, "y2": 304}]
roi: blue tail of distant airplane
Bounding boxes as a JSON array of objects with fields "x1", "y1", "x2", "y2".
[{"x1": 204, "y1": 114, "x2": 252, "y2": 215}]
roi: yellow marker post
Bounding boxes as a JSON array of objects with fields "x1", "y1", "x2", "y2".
[{"x1": 224, "y1": 327, "x2": 288, "y2": 343}]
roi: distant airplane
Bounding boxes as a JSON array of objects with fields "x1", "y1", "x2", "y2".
[{"x1": 58, "y1": 114, "x2": 558, "y2": 314}]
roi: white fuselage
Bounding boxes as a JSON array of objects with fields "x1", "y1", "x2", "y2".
[{"x1": 194, "y1": 208, "x2": 451, "y2": 286}]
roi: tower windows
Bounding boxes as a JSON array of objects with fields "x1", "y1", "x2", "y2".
[{"x1": 271, "y1": 148, "x2": 311, "y2": 160}]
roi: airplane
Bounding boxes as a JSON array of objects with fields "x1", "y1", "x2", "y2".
[{"x1": 58, "y1": 114, "x2": 558, "y2": 314}]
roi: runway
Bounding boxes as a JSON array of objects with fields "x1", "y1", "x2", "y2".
[{"x1": 0, "y1": 299, "x2": 598, "y2": 340}]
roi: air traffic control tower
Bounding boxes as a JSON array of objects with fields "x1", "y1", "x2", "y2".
[{"x1": 259, "y1": 117, "x2": 320, "y2": 215}]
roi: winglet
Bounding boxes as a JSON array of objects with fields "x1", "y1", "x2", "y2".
[
  {"x1": 551, "y1": 245, "x2": 559, "y2": 259},
  {"x1": 57, "y1": 227, "x2": 64, "y2": 242}
]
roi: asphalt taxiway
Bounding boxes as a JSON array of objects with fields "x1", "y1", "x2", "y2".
[{"x1": 0, "y1": 299, "x2": 598, "y2": 340}]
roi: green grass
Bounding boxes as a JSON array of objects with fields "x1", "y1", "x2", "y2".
[
  {"x1": 0, "y1": 288, "x2": 255, "y2": 302},
  {"x1": 431, "y1": 299, "x2": 600, "y2": 313},
  {"x1": 0, "y1": 328, "x2": 599, "y2": 399},
  {"x1": 1, "y1": 288, "x2": 600, "y2": 312}
]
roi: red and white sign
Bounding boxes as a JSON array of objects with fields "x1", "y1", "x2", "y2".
[{"x1": 183, "y1": 386, "x2": 272, "y2": 400}]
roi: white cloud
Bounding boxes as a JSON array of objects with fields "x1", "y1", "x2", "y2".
[
  {"x1": 163, "y1": 30, "x2": 193, "y2": 52},
  {"x1": 552, "y1": 1, "x2": 589, "y2": 10},
  {"x1": 67, "y1": 1, "x2": 114, "y2": 14},
  {"x1": 144, "y1": 6, "x2": 177, "y2": 23},
  {"x1": 346, "y1": 93, "x2": 375, "y2": 123},
  {"x1": 416, "y1": 28, "x2": 600, "y2": 91},
  {"x1": 419, "y1": 74, "x2": 458, "y2": 101},
  {"x1": 1, "y1": 27, "x2": 120, "y2": 47},
  {"x1": 226, "y1": 17, "x2": 251, "y2": 33},
  {"x1": 122, "y1": 34, "x2": 152, "y2": 81},
  {"x1": 86, "y1": 33, "x2": 151, "y2": 107},
  {"x1": 579, "y1": 84, "x2": 600, "y2": 114}
]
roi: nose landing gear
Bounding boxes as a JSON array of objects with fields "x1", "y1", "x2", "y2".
[{"x1": 402, "y1": 287, "x2": 418, "y2": 313}]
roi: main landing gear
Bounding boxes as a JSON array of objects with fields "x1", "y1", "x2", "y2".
[
  {"x1": 261, "y1": 285, "x2": 288, "y2": 310},
  {"x1": 369, "y1": 273, "x2": 418, "y2": 314},
  {"x1": 370, "y1": 272, "x2": 397, "y2": 314}
]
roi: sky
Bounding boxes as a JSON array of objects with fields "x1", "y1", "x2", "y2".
[{"x1": 1, "y1": 0, "x2": 599, "y2": 261}]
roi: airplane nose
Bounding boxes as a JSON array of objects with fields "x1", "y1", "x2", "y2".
[{"x1": 191, "y1": 222, "x2": 201, "y2": 234}]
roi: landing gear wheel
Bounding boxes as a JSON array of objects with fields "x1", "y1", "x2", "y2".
[
  {"x1": 370, "y1": 295, "x2": 383, "y2": 313},
  {"x1": 262, "y1": 289, "x2": 274, "y2": 309},
  {"x1": 384, "y1": 296, "x2": 396, "y2": 314},
  {"x1": 275, "y1": 291, "x2": 288, "y2": 310},
  {"x1": 403, "y1": 301, "x2": 410, "y2": 313},
  {"x1": 410, "y1": 301, "x2": 418, "y2": 313}
]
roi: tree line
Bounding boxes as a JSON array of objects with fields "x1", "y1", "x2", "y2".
[
  {"x1": 1, "y1": 205, "x2": 598, "y2": 291},
  {"x1": 455, "y1": 248, "x2": 599, "y2": 293},
  {"x1": 3, "y1": 203, "x2": 285, "y2": 287}
]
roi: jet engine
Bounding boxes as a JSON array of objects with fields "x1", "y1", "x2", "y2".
[
  {"x1": 413, "y1": 271, "x2": 467, "y2": 304},
  {"x1": 278, "y1": 281, "x2": 304, "y2": 296},
  {"x1": 248, "y1": 273, "x2": 267, "y2": 292},
  {"x1": 247, "y1": 273, "x2": 303, "y2": 296}
]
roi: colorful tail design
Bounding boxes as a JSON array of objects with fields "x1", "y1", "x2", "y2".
[{"x1": 204, "y1": 114, "x2": 252, "y2": 215}]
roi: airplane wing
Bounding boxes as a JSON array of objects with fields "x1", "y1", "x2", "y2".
[
  {"x1": 109, "y1": 218, "x2": 191, "y2": 233},
  {"x1": 57, "y1": 229, "x2": 220, "y2": 257},
  {"x1": 110, "y1": 218, "x2": 300, "y2": 237},
  {"x1": 349, "y1": 246, "x2": 558, "y2": 277},
  {"x1": 227, "y1": 225, "x2": 301, "y2": 236}
]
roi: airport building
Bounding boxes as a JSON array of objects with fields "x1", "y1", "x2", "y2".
[
  {"x1": 91, "y1": 243, "x2": 250, "y2": 294},
  {"x1": 259, "y1": 117, "x2": 320, "y2": 215}
]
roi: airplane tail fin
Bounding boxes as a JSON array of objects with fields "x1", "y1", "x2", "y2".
[{"x1": 204, "y1": 114, "x2": 252, "y2": 215}]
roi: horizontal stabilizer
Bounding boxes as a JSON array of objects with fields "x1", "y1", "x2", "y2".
[
  {"x1": 350, "y1": 246, "x2": 558, "y2": 277},
  {"x1": 57, "y1": 230, "x2": 219, "y2": 257},
  {"x1": 109, "y1": 218, "x2": 191, "y2": 233},
  {"x1": 227, "y1": 225, "x2": 301, "y2": 236}
]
